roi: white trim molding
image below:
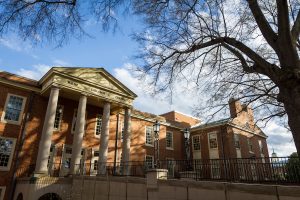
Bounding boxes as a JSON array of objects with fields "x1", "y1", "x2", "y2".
[
  {"x1": 0, "y1": 136, "x2": 17, "y2": 171},
  {"x1": 1, "y1": 93, "x2": 27, "y2": 125}
]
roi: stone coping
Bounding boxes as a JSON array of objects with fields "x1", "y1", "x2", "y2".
[
  {"x1": 16, "y1": 176, "x2": 300, "y2": 197},
  {"x1": 146, "y1": 169, "x2": 168, "y2": 173}
]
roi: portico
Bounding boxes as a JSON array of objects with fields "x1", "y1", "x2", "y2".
[{"x1": 34, "y1": 67, "x2": 137, "y2": 176}]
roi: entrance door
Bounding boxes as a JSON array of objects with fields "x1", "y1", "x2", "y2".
[
  {"x1": 47, "y1": 144, "x2": 56, "y2": 176},
  {"x1": 60, "y1": 145, "x2": 72, "y2": 176},
  {"x1": 208, "y1": 132, "x2": 220, "y2": 179},
  {"x1": 91, "y1": 149, "x2": 99, "y2": 175},
  {"x1": 79, "y1": 148, "x2": 87, "y2": 175}
]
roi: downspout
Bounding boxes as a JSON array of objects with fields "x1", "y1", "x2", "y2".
[
  {"x1": 113, "y1": 113, "x2": 120, "y2": 175},
  {"x1": 9, "y1": 92, "x2": 35, "y2": 200}
]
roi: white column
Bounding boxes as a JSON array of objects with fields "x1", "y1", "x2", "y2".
[
  {"x1": 121, "y1": 108, "x2": 131, "y2": 175},
  {"x1": 70, "y1": 94, "x2": 87, "y2": 175},
  {"x1": 35, "y1": 87, "x2": 60, "y2": 175},
  {"x1": 97, "y1": 102, "x2": 111, "y2": 175}
]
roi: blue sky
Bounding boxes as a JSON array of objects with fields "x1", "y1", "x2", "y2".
[
  {"x1": 0, "y1": 14, "x2": 141, "y2": 75},
  {"x1": 0, "y1": 12, "x2": 297, "y2": 156}
]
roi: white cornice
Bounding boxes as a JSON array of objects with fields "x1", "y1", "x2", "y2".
[{"x1": 0, "y1": 78, "x2": 41, "y2": 92}]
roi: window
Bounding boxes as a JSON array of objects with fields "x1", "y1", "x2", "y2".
[
  {"x1": 258, "y1": 140, "x2": 263, "y2": 154},
  {"x1": 1, "y1": 94, "x2": 26, "y2": 125},
  {"x1": 71, "y1": 109, "x2": 77, "y2": 133},
  {"x1": 95, "y1": 114, "x2": 102, "y2": 136},
  {"x1": 145, "y1": 155, "x2": 154, "y2": 169},
  {"x1": 208, "y1": 132, "x2": 218, "y2": 149},
  {"x1": 65, "y1": 146, "x2": 72, "y2": 154},
  {"x1": 0, "y1": 137, "x2": 16, "y2": 170},
  {"x1": 166, "y1": 132, "x2": 173, "y2": 149},
  {"x1": 145, "y1": 126, "x2": 154, "y2": 146},
  {"x1": 53, "y1": 105, "x2": 63, "y2": 130},
  {"x1": 192, "y1": 135, "x2": 201, "y2": 151},
  {"x1": 0, "y1": 187, "x2": 6, "y2": 200},
  {"x1": 94, "y1": 150, "x2": 99, "y2": 157},
  {"x1": 247, "y1": 138, "x2": 253, "y2": 152},
  {"x1": 234, "y1": 134, "x2": 240, "y2": 149}
]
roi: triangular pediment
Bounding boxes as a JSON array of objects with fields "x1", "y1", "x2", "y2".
[{"x1": 41, "y1": 67, "x2": 137, "y2": 98}]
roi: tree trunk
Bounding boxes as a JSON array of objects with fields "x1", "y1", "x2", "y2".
[{"x1": 281, "y1": 84, "x2": 300, "y2": 156}]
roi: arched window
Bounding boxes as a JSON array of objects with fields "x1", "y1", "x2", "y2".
[{"x1": 38, "y1": 193, "x2": 62, "y2": 200}]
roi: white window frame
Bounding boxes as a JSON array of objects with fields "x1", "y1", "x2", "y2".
[
  {"x1": 258, "y1": 140, "x2": 263, "y2": 154},
  {"x1": 234, "y1": 133, "x2": 240, "y2": 149},
  {"x1": 0, "y1": 186, "x2": 6, "y2": 200},
  {"x1": 0, "y1": 136, "x2": 16, "y2": 171},
  {"x1": 145, "y1": 126, "x2": 154, "y2": 147},
  {"x1": 166, "y1": 131, "x2": 174, "y2": 150},
  {"x1": 247, "y1": 138, "x2": 254, "y2": 153},
  {"x1": 192, "y1": 135, "x2": 201, "y2": 151},
  {"x1": 94, "y1": 114, "x2": 102, "y2": 138},
  {"x1": 1, "y1": 93, "x2": 26, "y2": 125},
  {"x1": 208, "y1": 132, "x2": 218, "y2": 149},
  {"x1": 53, "y1": 105, "x2": 64, "y2": 131},
  {"x1": 145, "y1": 155, "x2": 154, "y2": 169}
]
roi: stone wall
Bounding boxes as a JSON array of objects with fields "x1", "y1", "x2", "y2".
[{"x1": 14, "y1": 176, "x2": 300, "y2": 200}]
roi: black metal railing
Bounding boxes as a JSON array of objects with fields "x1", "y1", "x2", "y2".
[{"x1": 15, "y1": 156, "x2": 300, "y2": 185}]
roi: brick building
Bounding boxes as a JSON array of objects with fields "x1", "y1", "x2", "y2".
[{"x1": 0, "y1": 67, "x2": 268, "y2": 200}]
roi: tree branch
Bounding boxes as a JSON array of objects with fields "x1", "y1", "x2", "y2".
[
  {"x1": 277, "y1": 0, "x2": 290, "y2": 41},
  {"x1": 247, "y1": 0, "x2": 278, "y2": 50},
  {"x1": 171, "y1": 37, "x2": 279, "y2": 80},
  {"x1": 291, "y1": 10, "x2": 300, "y2": 42}
]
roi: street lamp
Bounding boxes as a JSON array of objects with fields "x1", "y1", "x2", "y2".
[{"x1": 153, "y1": 120, "x2": 160, "y2": 168}]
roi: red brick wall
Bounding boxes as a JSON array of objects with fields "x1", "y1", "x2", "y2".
[{"x1": 160, "y1": 111, "x2": 200, "y2": 126}]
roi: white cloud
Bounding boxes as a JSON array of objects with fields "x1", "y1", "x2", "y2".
[
  {"x1": 15, "y1": 58, "x2": 71, "y2": 80},
  {"x1": 53, "y1": 59, "x2": 71, "y2": 66},
  {"x1": 15, "y1": 64, "x2": 51, "y2": 80},
  {"x1": 114, "y1": 64, "x2": 297, "y2": 157},
  {"x1": 113, "y1": 63, "x2": 198, "y2": 115},
  {"x1": 0, "y1": 38, "x2": 23, "y2": 52},
  {"x1": 262, "y1": 121, "x2": 297, "y2": 156},
  {"x1": 0, "y1": 35, "x2": 32, "y2": 52}
]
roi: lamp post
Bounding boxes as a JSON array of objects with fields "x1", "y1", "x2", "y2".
[
  {"x1": 153, "y1": 120, "x2": 160, "y2": 168},
  {"x1": 184, "y1": 128, "x2": 191, "y2": 170}
]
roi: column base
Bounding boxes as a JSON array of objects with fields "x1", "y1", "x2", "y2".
[{"x1": 33, "y1": 171, "x2": 49, "y2": 178}]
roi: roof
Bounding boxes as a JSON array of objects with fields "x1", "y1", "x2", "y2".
[
  {"x1": 191, "y1": 117, "x2": 268, "y2": 138},
  {"x1": 0, "y1": 71, "x2": 39, "y2": 87},
  {"x1": 191, "y1": 118, "x2": 232, "y2": 129},
  {"x1": 41, "y1": 67, "x2": 138, "y2": 98}
]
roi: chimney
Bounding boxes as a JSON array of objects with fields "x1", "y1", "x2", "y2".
[
  {"x1": 228, "y1": 98, "x2": 242, "y2": 118},
  {"x1": 246, "y1": 106, "x2": 255, "y2": 127}
]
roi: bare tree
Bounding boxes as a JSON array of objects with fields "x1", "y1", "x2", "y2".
[
  {"x1": 0, "y1": 0, "x2": 300, "y2": 154},
  {"x1": 132, "y1": 0, "x2": 300, "y2": 155}
]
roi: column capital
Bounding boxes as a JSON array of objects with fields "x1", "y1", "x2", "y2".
[
  {"x1": 80, "y1": 92, "x2": 89, "y2": 97},
  {"x1": 51, "y1": 83, "x2": 61, "y2": 89}
]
